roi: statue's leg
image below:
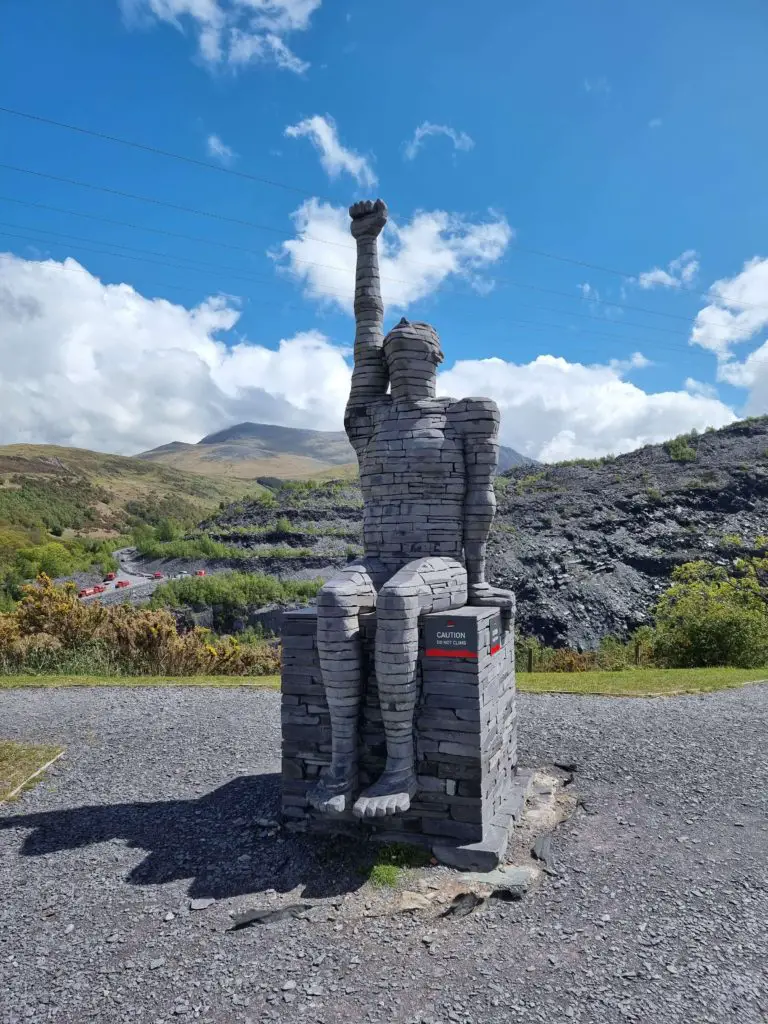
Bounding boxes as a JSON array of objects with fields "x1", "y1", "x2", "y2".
[
  {"x1": 308, "y1": 562, "x2": 378, "y2": 814},
  {"x1": 353, "y1": 557, "x2": 467, "y2": 819}
]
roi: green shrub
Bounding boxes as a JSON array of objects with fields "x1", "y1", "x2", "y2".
[
  {"x1": 720, "y1": 534, "x2": 743, "y2": 549},
  {"x1": 516, "y1": 629, "x2": 655, "y2": 672},
  {"x1": 650, "y1": 559, "x2": 768, "y2": 668},
  {"x1": 150, "y1": 571, "x2": 320, "y2": 613},
  {"x1": 664, "y1": 435, "x2": 697, "y2": 462},
  {"x1": 0, "y1": 479, "x2": 107, "y2": 532}
]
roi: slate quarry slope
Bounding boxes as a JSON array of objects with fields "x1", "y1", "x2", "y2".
[
  {"x1": 179, "y1": 418, "x2": 768, "y2": 649},
  {"x1": 492, "y1": 418, "x2": 768, "y2": 648}
]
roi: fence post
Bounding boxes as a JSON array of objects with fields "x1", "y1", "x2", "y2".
[
  {"x1": 527, "y1": 648, "x2": 534, "y2": 673},
  {"x1": 634, "y1": 640, "x2": 641, "y2": 666}
]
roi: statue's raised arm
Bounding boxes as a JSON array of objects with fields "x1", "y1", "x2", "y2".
[{"x1": 345, "y1": 199, "x2": 389, "y2": 452}]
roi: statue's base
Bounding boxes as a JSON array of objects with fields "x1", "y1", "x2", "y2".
[{"x1": 280, "y1": 606, "x2": 522, "y2": 870}]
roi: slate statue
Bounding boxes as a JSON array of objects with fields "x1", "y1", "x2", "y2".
[{"x1": 309, "y1": 198, "x2": 514, "y2": 820}]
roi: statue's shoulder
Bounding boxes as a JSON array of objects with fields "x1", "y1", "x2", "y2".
[{"x1": 446, "y1": 396, "x2": 500, "y2": 434}]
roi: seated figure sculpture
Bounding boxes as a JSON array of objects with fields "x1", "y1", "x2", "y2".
[{"x1": 309, "y1": 198, "x2": 514, "y2": 820}]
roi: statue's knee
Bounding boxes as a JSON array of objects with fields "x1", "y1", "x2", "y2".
[
  {"x1": 318, "y1": 579, "x2": 360, "y2": 616},
  {"x1": 377, "y1": 585, "x2": 419, "y2": 619}
]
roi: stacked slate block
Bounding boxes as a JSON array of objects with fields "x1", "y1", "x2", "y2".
[{"x1": 281, "y1": 604, "x2": 521, "y2": 868}]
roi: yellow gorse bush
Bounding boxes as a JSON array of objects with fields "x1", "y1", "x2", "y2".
[{"x1": 0, "y1": 575, "x2": 280, "y2": 676}]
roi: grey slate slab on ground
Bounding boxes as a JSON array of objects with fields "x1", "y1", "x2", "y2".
[{"x1": 1, "y1": 685, "x2": 767, "y2": 1024}]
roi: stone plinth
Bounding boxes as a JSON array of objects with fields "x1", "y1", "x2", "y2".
[{"x1": 280, "y1": 606, "x2": 524, "y2": 869}]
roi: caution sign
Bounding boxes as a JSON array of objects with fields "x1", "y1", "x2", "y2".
[{"x1": 424, "y1": 615, "x2": 478, "y2": 658}]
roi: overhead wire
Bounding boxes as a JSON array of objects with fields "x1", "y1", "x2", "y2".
[
  {"x1": 0, "y1": 213, "x2": 708, "y2": 343},
  {"x1": 0, "y1": 105, "x2": 333, "y2": 202},
  {"x1": 0, "y1": 225, "x2": 702, "y2": 358},
  {"x1": 0, "y1": 104, "x2": 730, "y2": 297},
  {"x1": 0, "y1": 162, "x2": 744, "y2": 337}
]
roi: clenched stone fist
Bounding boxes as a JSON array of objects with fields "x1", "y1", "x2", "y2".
[{"x1": 349, "y1": 198, "x2": 388, "y2": 239}]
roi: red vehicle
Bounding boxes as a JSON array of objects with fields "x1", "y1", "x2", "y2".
[
  {"x1": 115, "y1": 580, "x2": 130, "y2": 589},
  {"x1": 78, "y1": 587, "x2": 97, "y2": 598},
  {"x1": 93, "y1": 585, "x2": 106, "y2": 594},
  {"x1": 104, "y1": 572, "x2": 116, "y2": 581},
  {"x1": 152, "y1": 572, "x2": 164, "y2": 579},
  {"x1": 194, "y1": 569, "x2": 206, "y2": 577}
]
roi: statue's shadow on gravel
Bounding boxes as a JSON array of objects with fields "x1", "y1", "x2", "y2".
[{"x1": 0, "y1": 774, "x2": 372, "y2": 900}]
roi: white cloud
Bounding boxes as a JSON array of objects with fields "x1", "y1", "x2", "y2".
[
  {"x1": 0, "y1": 252, "x2": 349, "y2": 454},
  {"x1": 636, "y1": 249, "x2": 699, "y2": 290},
  {"x1": 277, "y1": 200, "x2": 512, "y2": 313},
  {"x1": 403, "y1": 122, "x2": 475, "y2": 161},
  {"x1": 120, "y1": 0, "x2": 319, "y2": 72},
  {"x1": 206, "y1": 133, "x2": 236, "y2": 164},
  {"x1": 687, "y1": 256, "x2": 768, "y2": 414},
  {"x1": 684, "y1": 377, "x2": 718, "y2": 399},
  {"x1": 690, "y1": 257, "x2": 768, "y2": 357},
  {"x1": 0, "y1": 252, "x2": 742, "y2": 464},
  {"x1": 285, "y1": 115, "x2": 376, "y2": 187},
  {"x1": 609, "y1": 351, "x2": 651, "y2": 373},
  {"x1": 438, "y1": 355, "x2": 735, "y2": 461}
]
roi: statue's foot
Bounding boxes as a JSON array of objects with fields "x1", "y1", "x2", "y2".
[
  {"x1": 352, "y1": 770, "x2": 417, "y2": 819},
  {"x1": 307, "y1": 764, "x2": 357, "y2": 815}
]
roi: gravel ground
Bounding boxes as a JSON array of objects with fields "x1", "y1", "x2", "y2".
[{"x1": 1, "y1": 685, "x2": 767, "y2": 1024}]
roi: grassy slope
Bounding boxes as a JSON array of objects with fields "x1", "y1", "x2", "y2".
[
  {"x1": 0, "y1": 444, "x2": 262, "y2": 530},
  {"x1": 0, "y1": 741, "x2": 64, "y2": 802},
  {"x1": 1, "y1": 668, "x2": 765, "y2": 696},
  {"x1": 138, "y1": 445, "x2": 352, "y2": 482}
]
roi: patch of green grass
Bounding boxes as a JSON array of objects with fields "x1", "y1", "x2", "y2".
[
  {"x1": 2, "y1": 669, "x2": 765, "y2": 697},
  {"x1": 369, "y1": 863, "x2": 401, "y2": 887},
  {"x1": 0, "y1": 741, "x2": 64, "y2": 802},
  {"x1": 515, "y1": 470, "x2": 547, "y2": 495},
  {"x1": 517, "y1": 666, "x2": 767, "y2": 696},
  {"x1": 367, "y1": 842, "x2": 431, "y2": 887},
  {"x1": 0, "y1": 674, "x2": 281, "y2": 689}
]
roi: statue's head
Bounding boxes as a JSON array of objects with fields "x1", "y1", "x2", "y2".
[{"x1": 383, "y1": 318, "x2": 444, "y2": 378}]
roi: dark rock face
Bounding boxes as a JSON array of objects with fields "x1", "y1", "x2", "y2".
[
  {"x1": 491, "y1": 418, "x2": 768, "y2": 648},
  {"x1": 158, "y1": 418, "x2": 768, "y2": 649}
]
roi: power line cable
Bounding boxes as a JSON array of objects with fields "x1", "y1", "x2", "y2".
[
  {"x1": 0, "y1": 105, "x2": 332, "y2": 202},
  {"x1": 0, "y1": 161, "x2": 348, "y2": 246},
  {"x1": 0, "y1": 213, "x2": 705, "y2": 343},
  {"x1": 0, "y1": 163, "x2": 745, "y2": 335},
  {"x1": 0, "y1": 228, "x2": 702, "y2": 357},
  {"x1": 0, "y1": 103, "x2": 758, "y2": 315},
  {"x1": 0, "y1": 247, "x2": 677, "y2": 377}
]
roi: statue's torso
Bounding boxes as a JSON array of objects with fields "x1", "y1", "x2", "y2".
[{"x1": 354, "y1": 397, "x2": 465, "y2": 567}]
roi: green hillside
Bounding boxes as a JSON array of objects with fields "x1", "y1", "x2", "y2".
[{"x1": 0, "y1": 444, "x2": 263, "y2": 607}]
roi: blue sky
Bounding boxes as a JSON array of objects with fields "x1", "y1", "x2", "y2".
[{"x1": 1, "y1": 0, "x2": 768, "y2": 459}]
